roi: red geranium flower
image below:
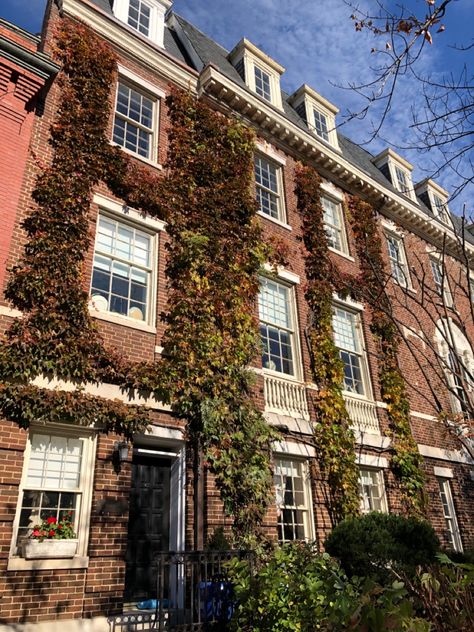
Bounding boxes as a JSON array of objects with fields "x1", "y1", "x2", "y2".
[
  {"x1": 32, "y1": 529, "x2": 40, "y2": 537},
  {"x1": 47, "y1": 516, "x2": 57, "y2": 524},
  {"x1": 49, "y1": 529, "x2": 56, "y2": 537}
]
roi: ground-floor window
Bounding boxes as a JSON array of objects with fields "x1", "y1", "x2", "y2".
[
  {"x1": 358, "y1": 467, "x2": 388, "y2": 514},
  {"x1": 437, "y1": 477, "x2": 463, "y2": 552},
  {"x1": 274, "y1": 457, "x2": 313, "y2": 542}
]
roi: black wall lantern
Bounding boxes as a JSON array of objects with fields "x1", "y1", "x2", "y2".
[{"x1": 113, "y1": 441, "x2": 129, "y2": 473}]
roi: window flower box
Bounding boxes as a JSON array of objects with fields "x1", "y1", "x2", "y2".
[{"x1": 22, "y1": 538, "x2": 78, "y2": 559}]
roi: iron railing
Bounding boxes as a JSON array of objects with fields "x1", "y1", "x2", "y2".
[{"x1": 109, "y1": 550, "x2": 252, "y2": 632}]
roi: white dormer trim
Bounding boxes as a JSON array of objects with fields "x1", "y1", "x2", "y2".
[
  {"x1": 373, "y1": 148, "x2": 417, "y2": 202},
  {"x1": 228, "y1": 38, "x2": 284, "y2": 110},
  {"x1": 113, "y1": 0, "x2": 172, "y2": 48},
  {"x1": 288, "y1": 84, "x2": 340, "y2": 150},
  {"x1": 415, "y1": 178, "x2": 451, "y2": 226}
]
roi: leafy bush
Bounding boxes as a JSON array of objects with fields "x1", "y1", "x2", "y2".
[
  {"x1": 407, "y1": 554, "x2": 474, "y2": 632},
  {"x1": 324, "y1": 512, "x2": 440, "y2": 582},
  {"x1": 227, "y1": 542, "x2": 429, "y2": 632}
]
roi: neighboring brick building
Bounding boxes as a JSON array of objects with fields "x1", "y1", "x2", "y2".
[
  {"x1": 0, "y1": 0, "x2": 473, "y2": 628},
  {"x1": 0, "y1": 18, "x2": 58, "y2": 294}
]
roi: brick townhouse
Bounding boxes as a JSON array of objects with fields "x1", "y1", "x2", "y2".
[{"x1": 0, "y1": 0, "x2": 473, "y2": 628}]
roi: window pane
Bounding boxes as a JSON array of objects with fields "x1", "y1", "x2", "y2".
[
  {"x1": 254, "y1": 66, "x2": 271, "y2": 101},
  {"x1": 313, "y1": 109, "x2": 329, "y2": 142},
  {"x1": 274, "y1": 459, "x2": 311, "y2": 542},
  {"x1": 26, "y1": 435, "x2": 83, "y2": 490},
  {"x1": 114, "y1": 82, "x2": 154, "y2": 159},
  {"x1": 255, "y1": 156, "x2": 282, "y2": 220}
]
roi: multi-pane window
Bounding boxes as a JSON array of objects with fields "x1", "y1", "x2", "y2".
[
  {"x1": 254, "y1": 156, "x2": 284, "y2": 221},
  {"x1": 433, "y1": 194, "x2": 449, "y2": 223},
  {"x1": 91, "y1": 216, "x2": 153, "y2": 322},
  {"x1": 259, "y1": 278, "x2": 295, "y2": 375},
  {"x1": 128, "y1": 0, "x2": 151, "y2": 36},
  {"x1": 332, "y1": 306, "x2": 366, "y2": 395},
  {"x1": 15, "y1": 434, "x2": 84, "y2": 553},
  {"x1": 359, "y1": 468, "x2": 388, "y2": 513},
  {"x1": 394, "y1": 165, "x2": 410, "y2": 195},
  {"x1": 274, "y1": 458, "x2": 312, "y2": 542},
  {"x1": 437, "y1": 478, "x2": 463, "y2": 551},
  {"x1": 386, "y1": 234, "x2": 409, "y2": 287},
  {"x1": 447, "y1": 351, "x2": 470, "y2": 414},
  {"x1": 430, "y1": 259, "x2": 452, "y2": 306},
  {"x1": 322, "y1": 196, "x2": 346, "y2": 253},
  {"x1": 113, "y1": 82, "x2": 155, "y2": 159},
  {"x1": 313, "y1": 109, "x2": 329, "y2": 142},
  {"x1": 254, "y1": 65, "x2": 272, "y2": 102}
]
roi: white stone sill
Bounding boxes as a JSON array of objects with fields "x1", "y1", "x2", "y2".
[
  {"x1": 89, "y1": 307, "x2": 157, "y2": 334},
  {"x1": 257, "y1": 211, "x2": 292, "y2": 231},
  {"x1": 7, "y1": 555, "x2": 89, "y2": 571}
]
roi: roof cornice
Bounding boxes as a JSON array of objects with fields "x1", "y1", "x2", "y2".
[
  {"x1": 58, "y1": 0, "x2": 198, "y2": 89},
  {"x1": 0, "y1": 35, "x2": 59, "y2": 80},
  {"x1": 198, "y1": 63, "x2": 474, "y2": 262}
]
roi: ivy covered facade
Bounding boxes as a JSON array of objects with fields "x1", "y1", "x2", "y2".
[{"x1": 0, "y1": 0, "x2": 473, "y2": 626}]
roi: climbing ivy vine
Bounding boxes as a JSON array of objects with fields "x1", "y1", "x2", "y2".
[
  {"x1": 0, "y1": 20, "x2": 274, "y2": 538},
  {"x1": 295, "y1": 165, "x2": 360, "y2": 523},
  {"x1": 347, "y1": 196, "x2": 426, "y2": 515}
]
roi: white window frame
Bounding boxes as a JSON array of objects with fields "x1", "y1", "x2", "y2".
[
  {"x1": 89, "y1": 193, "x2": 163, "y2": 333},
  {"x1": 228, "y1": 39, "x2": 284, "y2": 110},
  {"x1": 321, "y1": 195, "x2": 348, "y2": 255},
  {"x1": 358, "y1": 467, "x2": 388, "y2": 514},
  {"x1": 430, "y1": 257, "x2": 452, "y2": 307},
  {"x1": 437, "y1": 477, "x2": 463, "y2": 552},
  {"x1": 273, "y1": 456, "x2": 314, "y2": 543},
  {"x1": 112, "y1": 0, "x2": 171, "y2": 47},
  {"x1": 386, "y1": 232, "x2": 411, "y2": 288},
  {"x1": 8, "y1": 424, "x2": 97, "y2": 570},
  {"x1": 258, "y1": 276, "x2": 302, "y2": 380},
  {"x1": 332, "y1": 299, "x2": 372, "y2": 399},
  {"x1": 431, "y1": 193, "x2": 450, "y2": 224},
  {"x1": 112, "y1": 68, "x2": 165, "y2": 166},
  {"x1": 254, "y1": 153, "x2": 286, "y2": 223},
  {"x1": 373, "y1": 150, "x2": 416, "y2": 201}
]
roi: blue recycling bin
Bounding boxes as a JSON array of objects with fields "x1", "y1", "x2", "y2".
[{"x1": 198, "y1": 576, "x2": 234, "y2": 623}]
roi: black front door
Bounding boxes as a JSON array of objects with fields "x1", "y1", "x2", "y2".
[{"x1": 124, "y1": 453, "x2": 171, "y2": 601}]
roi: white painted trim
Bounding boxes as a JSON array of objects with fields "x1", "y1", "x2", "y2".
[
  {"x1": 332, "y1": 293, "x2": 364, "y2": 312},
  {"x1": 418, "y1": 444, "x2": 474, "y2": 465},
  {"x1": 31, "y1": 375, "x2": 171, "y2": 411},
  {"x1": 0, "y1": 617, "x2": 109, "y2": 632},
  {"x1": 263, "y1": 263, "x2": 300, "y2": 284},
  {"x1": 0, "y1": 305, "x2": 22, "y2": 319},
  {"x1": 328, "y1": 246, "x2": 355, "y2": 262},
  {"x1": 255, "y1": 140, "x2": 287, "y2": 165},
  {"x1": 199, "y1": 65, "x2": 470, "y2": 263},
  {"x1": 258, "y1": 211, "x2": 292, "y2": 231},
  {"x1": 356, "y1": 453, "x2": 388, "y2": 468},
  {"x1": 354, "y1": 431, "x2": 391, "y2": 449},
  {"x1": 434, "y1": 466, "x2": 454, "y2": 478},
  {"x1": 140, "y1": 425, "x2": 184, "y2": 443},
  {"x1": 117, "y1": 63, "x2": 167, "y2": 98},
  {"x1": 410, "y1": 410, "x2": 436, "y2": 421},
  {"x1": 155, "y1": 345, "x2": 164, "y2": 354},
  {"x1": 110, "y1": 141, "x2": 164, "y2": 170},
  {"x1": 8, "y1": 424, "x2": 97, "y2": 569},
  {"x1": 62, "y1": 0, "x2": 198, "y2": 90},
  {"x1": 89, "y1": 305, "x2": 158, "y2": 333},
  {"x1": 265, "y1": 411, "x2": 313, "y2": 436},
  {"x1": 320, "y1": 180, "x2": 344, "y2": 200},
  {"x1": 273, "y1": 440, "x2": 315, "y2": 458},
  {"x1": 112, "y1": 0, "x2": 171, "y2": 48},
  {"x1": 93, "y1": 193, "x2": 166, "y2": 231}
]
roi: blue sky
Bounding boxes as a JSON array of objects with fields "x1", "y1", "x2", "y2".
[{"x1": 2, "y1": 0, "x2": 473, "y2": 212}]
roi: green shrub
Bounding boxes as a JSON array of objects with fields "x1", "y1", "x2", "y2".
[
  {"x1": 324, "y1": 512, "x2": 440, "y2": 582},
  {"x1": 227, "y1": 542, "x2": 429, "y2": 632}
]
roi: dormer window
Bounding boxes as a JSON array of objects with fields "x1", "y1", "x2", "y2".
[
  {"x1": 254, "y1": 65, "x2": 272, "y2": 102},
  {"x1": 415, "y1": 178, "x2": 451, "y2": 226},
  {"x1": 373, "y1": 148, "x2": 416, "y2": 201},
  {"x1": 313, "y1": 108, "x2": 329, "y2": 142},
  {"x1": 113, "y1": 0, "x2": 171, "y2": 47},
  {"x1": 288, "y1": 84, "x2": 339, "y2": 150},
  {"x1": 128, "y1": 0, "x2": 152, "y2": 36},
  {"x1": 228, "y1": 38, "x2": 284, "y2": 110}
]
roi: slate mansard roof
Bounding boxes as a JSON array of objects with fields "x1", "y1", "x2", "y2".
[{"x1": 87, "y1": 0, "x2": 466, "y2": 240}]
